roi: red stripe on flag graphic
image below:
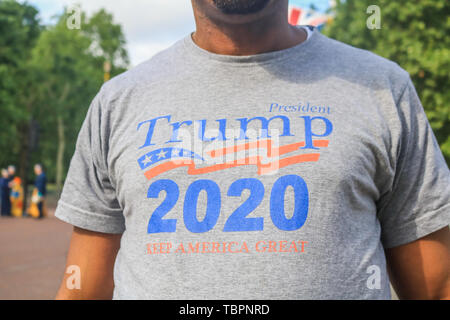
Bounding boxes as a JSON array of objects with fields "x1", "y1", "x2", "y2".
[{"x1": 143, "y1": 139, "x2": 329, "y2": 180}]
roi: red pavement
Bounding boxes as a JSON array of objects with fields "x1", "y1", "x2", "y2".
[{"x1": 0, "y1": 210, "x2": 72, "y2": 300}]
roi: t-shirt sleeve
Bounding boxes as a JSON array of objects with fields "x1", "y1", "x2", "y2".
[
  {"x1": 377, "y1": 77, "x2": 450, "y2": 248},
  {"x1": 54, "y1": 90, "x2": 125, "y2": 234}
]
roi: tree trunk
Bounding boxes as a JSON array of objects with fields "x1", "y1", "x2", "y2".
[
  {"x1": 18, "y1": 123, "x2": 29, "y2": 181},
  {"x1": 55, "y1": 115, "x2": 65, "y2": 192},
  {"x1": 54, "y1": 83, "x2": 70, "y2": 193},
  {"x1": 18, "y1": 123, "x2": 30, "y2": 216}
]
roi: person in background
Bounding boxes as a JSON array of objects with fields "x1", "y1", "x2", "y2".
[
  {"x1": 34, "y1": 164, "x2": 47, "y2": 219},
  {"x1": 7, "y1": 165, "x2": 16, "y2": 183},
  {"x1": 10, "y1": 177, "x2": 24, "y2": 217},
  {"x1": 0, "y1": 168, "x2": 11, "y2": 216}
]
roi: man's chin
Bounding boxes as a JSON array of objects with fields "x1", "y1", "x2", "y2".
[{"x1": 212, "y1": 0, "x2": 271, "y2": 15}]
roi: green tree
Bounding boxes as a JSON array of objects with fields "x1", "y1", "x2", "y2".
[
  {"x1": 324, "y1": 0, "x2": 450, "y2": 164},
  {"x1": 0, "y1": 0, "x2": 40, "y2": 171},
  {"x1": 30, "y1": 7, "x2": 128, "y2": 189},
  {"x1": 0, "y1": 1, "x2": 129, "y2": 213},
  {"x1": 85, "y1": 9, "x2": 129, "y2": 70},
  {"x1": 31, "y1": 16, "x2": 93, "y2": 189}
]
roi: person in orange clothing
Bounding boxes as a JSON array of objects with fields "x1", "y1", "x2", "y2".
[
  {"x1": 27, "y1": 164, "x2": 47, "y2": 219},
  {"x1": 10, "y1": 176, "x2": 24, "y2": 217}
]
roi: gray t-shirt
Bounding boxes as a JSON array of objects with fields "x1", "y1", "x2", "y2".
[{"x1": 55, "y1": 27, "x2": 450, "y2": 299}]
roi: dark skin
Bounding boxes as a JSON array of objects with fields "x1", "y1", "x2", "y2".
[
  {"x1": 56, "y1": 0, "x2": 450, "y2": 299},
  {"x1": 191, "y1": 0, "x2": 307, "y2": 56},
  {"x1": 386, "y1": 227, "x2": 449, "y2": 299},
  {"x1": 56, "y1": 227, "x2": 121, "y2": 300}
]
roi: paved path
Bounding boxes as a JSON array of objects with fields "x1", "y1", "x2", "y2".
[{"x1": 0, "y1": 211, "x2": 72, "y2": 300}]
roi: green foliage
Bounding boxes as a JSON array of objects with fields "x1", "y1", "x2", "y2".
[
  {"x1": 0, "y1": 1, "x2": 129, "y2": 184},
  {"x1": 0, "y1": 0, "x2": 40, "y2": 166},
  {"x1": 324, "y1": 0, "x2": 450, "y2": 165},
  {"x1": 85, "y1": 9, "x2": 129, "y2": 69}
]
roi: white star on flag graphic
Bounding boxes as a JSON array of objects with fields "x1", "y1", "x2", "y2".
[
  {"x1": 141, "y1": 155, "x2": 153, "y2": 166},
  {"x1": 156, "y1": 149, "x2": 168, "y2": 159}
]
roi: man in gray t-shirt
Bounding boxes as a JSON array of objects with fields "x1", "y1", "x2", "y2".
[{"x1": 55, "y1": 0, "x2": 450, "y2": 300}]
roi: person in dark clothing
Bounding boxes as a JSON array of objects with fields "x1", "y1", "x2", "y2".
[
  {"x1": 34, "y1": 164, "x2": 47, "y2": 218},
  {"x1": 27, "y1": 164, "x2": 47, "y2": 219},
  {"x1": 7, "y1": 165, "x2": 16, "y2": 180},
  {"x1": 0, "y1": 168, "x2": 11, "y2": 216},
  {"x1": 34, "y1": 164, "x2": 47, "y2": 197}
]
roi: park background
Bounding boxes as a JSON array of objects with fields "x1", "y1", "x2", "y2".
[{"x1": 0, "y1": 0, "x2": 449, "y2": 299}]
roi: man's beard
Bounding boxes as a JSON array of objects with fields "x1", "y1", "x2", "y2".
[{"x1": 212, "y1": 0, "x2": 270, "y2": 14}]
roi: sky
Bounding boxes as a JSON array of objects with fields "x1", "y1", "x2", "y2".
[{"x1": 28, "y1": 0, "x2": 331, "y2": 67}]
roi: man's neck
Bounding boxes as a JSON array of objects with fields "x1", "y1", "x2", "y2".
[{"x1": 191, "y1": 7, "x2": 307, "y2": 56}]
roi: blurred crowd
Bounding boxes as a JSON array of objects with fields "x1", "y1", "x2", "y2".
[{"x1": 0, "y1": 164, "x2": 47, "y2": 219}]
